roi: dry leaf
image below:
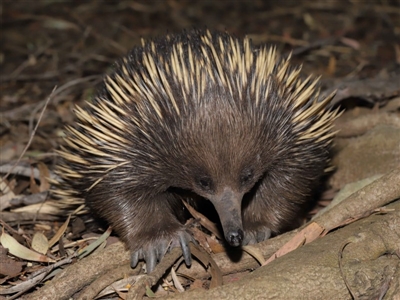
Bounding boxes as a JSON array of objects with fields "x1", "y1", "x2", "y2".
[
  {"x1": 37, "y1": 162, "x2": 50, "y2": 192},
  {"x1": 0, "y1": 179, "x2": 16, "y2": 211},
  {"x1": 263, "y1": 222, "x2": 324, "y2": 266},
  {"x1": 0, "y1": 229, "x2": 55, "y2": 263},
  {"x1": 29, "y1": 166, "x2": 40, "y2": 194},
  {"x1": 49, "y1": 215, "x2": 71, "y2": 248},
  {"x1": 32, "y1": 232, "x2": 49, "y2": 255}
]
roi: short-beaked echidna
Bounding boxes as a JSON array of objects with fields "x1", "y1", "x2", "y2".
[{"x1": 53, "y1": 29, "x2": 340, "y2": 272}]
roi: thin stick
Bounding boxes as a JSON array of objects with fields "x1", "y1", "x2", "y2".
[{"x1": 2, "y1": 86, "x2": 57, "y2": 181}]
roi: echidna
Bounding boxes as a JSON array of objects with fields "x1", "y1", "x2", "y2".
[{"x1": 53, "y1": 29, "x2": 339, "y2": 272}]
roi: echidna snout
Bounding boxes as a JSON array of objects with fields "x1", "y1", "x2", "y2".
[{"x1": 208, "y1": 187, "x2": 245, "y2": 247}]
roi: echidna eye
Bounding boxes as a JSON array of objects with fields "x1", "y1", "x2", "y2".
[
  {"x1": 240, "y1": 170, "x2": 254, "y2": 185},
  {"x1": 198, "y1": 177, "x2": 213, "y2": 191}
]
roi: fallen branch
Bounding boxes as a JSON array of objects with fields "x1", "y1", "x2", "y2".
[{"x1": 23, "y1": 168, "x2": 400, "y2": 299}]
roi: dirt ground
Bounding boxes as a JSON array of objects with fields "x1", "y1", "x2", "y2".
[{"x1": 1, "y1": 1, "x2": 400, "y2": 299}]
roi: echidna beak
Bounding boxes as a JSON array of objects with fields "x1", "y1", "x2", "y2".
[{"x1": 210, "y1": 188, "x2": 244, "y2": 247}]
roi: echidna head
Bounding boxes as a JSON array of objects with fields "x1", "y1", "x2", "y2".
[
  {"x1": 190, "y1": 167, "x2": 258, "y2": 247},
  {"x1": 171, "y1": 106, "x2": 275, "y2": 247}
]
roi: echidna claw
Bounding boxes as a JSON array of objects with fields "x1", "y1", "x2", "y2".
[
  {"x1": 130, "y1": 229, "x2": 194, "y2": 273},
  {"x1": 179, "y1": 231, "x2": 192, "y2": 267},
  {"x1": 130, "y1": 251, "x2": 139, "y2": 269},
  {"x1": 144, "y1": 248, "x2": 157, "y2": 274},
  {"x1": 242, "y1": 226, "x2": 272, "y2": 245}
]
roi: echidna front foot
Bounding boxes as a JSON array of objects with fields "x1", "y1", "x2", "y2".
[
  {"x1": 130, "y1": 230, "x2": 193, "y2": 273},
  {"x1": 242, "y1": 226, "x2": 272, "y2": 245}
]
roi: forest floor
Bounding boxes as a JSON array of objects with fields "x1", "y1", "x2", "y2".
[{"x1": 1, "y1": 1, "x2": 399, "y2": 299}]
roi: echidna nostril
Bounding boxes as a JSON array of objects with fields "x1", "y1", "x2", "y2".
[{"x1": 227, "y1": 229, "x2": 244, "y2": 247}]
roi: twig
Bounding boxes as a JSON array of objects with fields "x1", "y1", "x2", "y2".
[
  {"x1": 79, "y1": 264, "x2": 139, "y2": 299},
  {"x1": 3, "y1": 254, "x2": 76, "y2": 300},
  {"x1": 2, "y1": 87, "x2": 56, "y2": 181},
  {"x1": 7, "y1": 42, "x2": 52, "y2": 80},
  {"x1": 0, "y1": 164, "x2": 41, "y2": 180},
  {"x1": 0, "y1": 71, "x2": 60, "y2": 82},
  {"x1": 338, "y1": 241, "x2": 356, "y2": 300},
  {"x1": 27, "y1": 75, "x2": 102, "y2": 134},
  {"x1": 289, "y1": 37, "x2": 338, "y2": 57},
  {"x1": 312, "y1": 167, "x2": 400, "y2": 231},
  {"x1": 1, "y1": 75, "x2": 102, "y2": 122}
]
